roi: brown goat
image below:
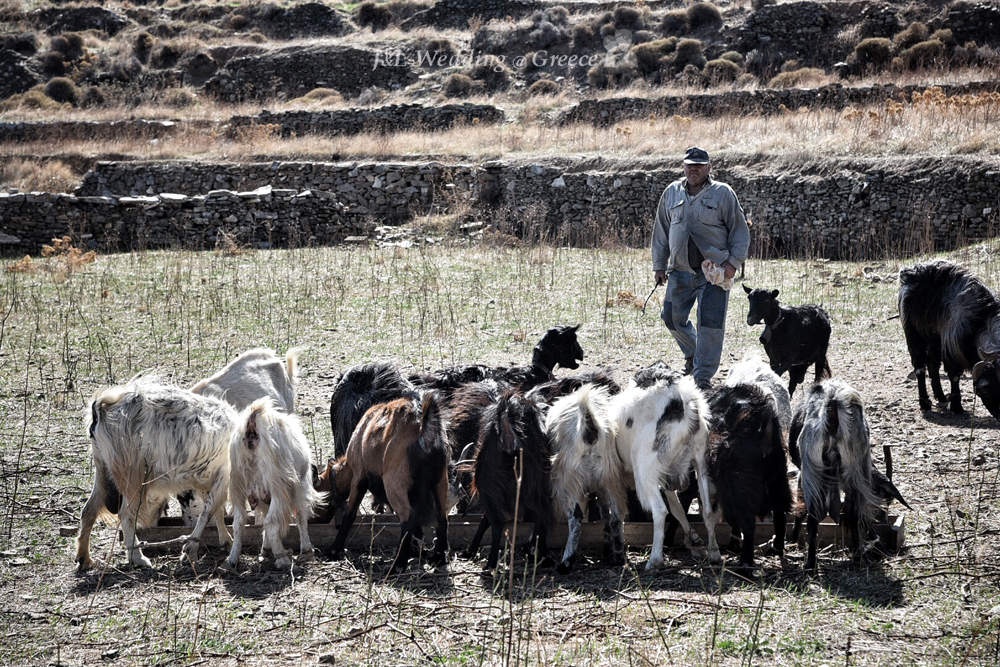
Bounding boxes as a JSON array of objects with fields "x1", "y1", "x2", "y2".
[{"x1": 319, "y1": 392, "x2": 450, "y2": 574}]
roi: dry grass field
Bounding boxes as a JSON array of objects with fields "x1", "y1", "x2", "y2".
[{"x1": 1, "y1": 238, "x2": 999, "y2": 665}]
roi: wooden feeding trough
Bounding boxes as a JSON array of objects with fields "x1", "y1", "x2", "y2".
[{"x1": 135, "y1": 513, "x2": 905, "y2": 556}]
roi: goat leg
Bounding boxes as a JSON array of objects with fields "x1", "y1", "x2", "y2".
[
  {"x1": 694, "y1": 467, "x2": 723, "y2": 565},
  {"x1": 557, "y1": 503, "x2": 584, "y2": 574},
  {"x1": 805, "y1": 515, "x2": 820, "y2": 571},
  {"x1": 326, "y1": 480, "x2": 367, "y2": 559},
  {"x1": 602, "y1": 497, "x2": 626, "y2": 567},
  {"x1": 461, "y1": 516, "x2": 489, "y2": 560},
  {"x1": 75, "y1": 473, "x2": 108, "y2": 572},
  {"x1": 121, "y1": 497, "x2": 153, "y2": 569},
  {"x1": 427, "y1": 482, "x2": 450, "y2": 567},
  {"x1": 224, "y1": 503, "x2": 247, "y2": 571},
  {"x1": 738, "y1": 513, "x2": 756, "y2": 569},
  {"x1": 389, "y1": 517, "x2": 418, "y2": 575}
]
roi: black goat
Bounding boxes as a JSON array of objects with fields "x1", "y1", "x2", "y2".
[
  {"x1": 329, "y1": 362, "x2": 417, "y2": 458},
  {"x1": 408, "y1": 324, "x2": 584, "y2": 399},
  {"x1": 743, "y1": 285, "x2": 832, "y2": 396},
  {"x1": 462, "y1": 389, "x2": 554, "y2": 574},
  {"x1": 707, "y1": 383, "x2": 793, "y2": 569},
  {"x1": 898, "y1": 260, "x2": 1000, "y2": 418},
  {"x1": 788, "y1": 380, "x2": 879, "y2": 571}
]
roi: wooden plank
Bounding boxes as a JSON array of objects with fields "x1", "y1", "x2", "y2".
[{"x1": 135, "y1": 514, "x2": 905, "y2": 555}]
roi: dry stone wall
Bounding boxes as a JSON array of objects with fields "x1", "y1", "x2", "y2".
[
  {"x1": 559, "y1": 81, "x2": 1000, "y2": 125},
  {"x1": 0, "y1": 186, "x2": 370, "y2": 252},
  {"x1": 229, "y1": 103, "x2": 505, "y2": 137},
  {"x1": 4, "y1": 156, "x2": 999, "y2": 260},
  {"x1": 204, "y1": 45, "x2": 419, "y2": 102}
]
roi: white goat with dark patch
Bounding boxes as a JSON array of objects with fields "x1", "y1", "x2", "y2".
[
  {"x1": 726, "y1": 354, "x2": 792, "y2": 433},
  {"x1": 76, "y1": 377, "x2": 235, "y2": 571},
  {"x1": 788, "y1": 379, "x2": 880, "y2": 570},
  {"x1": 225, "y1": 398, "x2": 322, "y2": 571},
  {"x1": 611, "y1": 366, "x2": 721, "y2": 570},
  {"x1": 547, "y1": 384, "x2": 626, "y2": 573}
]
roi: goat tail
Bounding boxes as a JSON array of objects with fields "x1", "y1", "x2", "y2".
[
  {"x1": 85, "y1": 386, "x2": 130, "y2": 439},
  {"x1": 418, "y1": 390, "x2": 448, "y2": 456},
  {"x1": 285, "y1": 346, "x2": 308, "y2": 385}
]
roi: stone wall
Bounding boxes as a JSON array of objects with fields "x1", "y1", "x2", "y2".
[
  {"x1": 204, "y1": 45, "x2": 419, "y2": 102},
  {"x1": 0, "y1": 186, "x2": 370, "y2": 252},
  {"x1": 559, "y1": 81, "x2": 1000, "y2": 125},
  {"x1": 6, "y1": 155, "x2": 1000, "y2": 259},
  {"x1": 229, "y1": 103, "x2": 505, "y2": 137}
]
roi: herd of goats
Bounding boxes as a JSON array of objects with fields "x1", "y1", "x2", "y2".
[{"x1": 72, "y1": 258, "x2": 1000, "y2": 577}]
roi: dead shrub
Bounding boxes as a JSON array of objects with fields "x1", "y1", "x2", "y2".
[
  {"x1": 0, "y1": 85, "x2": 64, "y2": 111},
  {"x1": 1, "y1": 159, "x2": 78, "y2": 194},
  {"x1": 4, "y1": 32, "x2": 38, "y2": 56},
  {"x1": 45, "y1": 77, "x2": 79, "y2": 105},
  {"x1": 572, "y1": 22, "x2": 599, "y2": 48},
  {"x1": 357, "y1": 2, "x2": 393, "y2": 32},
  {"x1": 660, "y1": 9, "x2": 688, "y2": 35},
  {"x1": 901, "y1": 39, "x2": 945, "y2": 70},
  {"x1": 704, "y1": 58, "x2": 740, "y2": 83},
  {"x1": 930, "y1": 28, "x2": 956, "y2": 49},
  {"x1": 527, "y1": 78, "x2": 560, "y2": 96},
  {"x1": 768, "y1": 66, "x2": 827, "y2": 88},
  {"x1": 632, "y1": 37, "x2": 677, "y2": 75},
  {"x1": 612, "y1": 6, "x2": 644, "y2": 30},
  {"x1": 109, "y1": 55, "x2": 143, "y2": 82},
  {"x1": 720, "y1": 50, "x2": 744, "y2": 65},
  {"x1": 470, "y1": 61, "x2": 511, "y2": 92},
  {"x1": 50, "y1": 32, "x2": 86, "y2": 60},
  {"x1": 134, "y1": 31, "x2": 154, "y2": 64},
  {"x1": 850, "y1": 37, "x2": 893, "y2": 72},
  {"x1": 80, "y1": 85, "x2": 106, "y2": 108},
  {"x1": 290, "y1": 87, "x2": 343, "y2": 106},
  {"x1": 587, "y1": 53, "x2": 638, "y2": 89},
  {"x1": 687, "y1": 2, "x2": 722, "y2": 30},
  {"x1": 163, "y1": 87, "x2": 199, "y2": 108},
  {"x1": 356, "y1": 86, "x2": 388, "y2": 105},
  {"x1": 41, "y1": 50, "x2": 67, "y2": 76},
  {"x1": 893, "y1": 22, "x2": 929, "y2": 51},
  {"x1": 150, "y1": 43, "x2": 182, "y2": 69},
  {"x1": 443, "y1": 73, "x2": 477, "y2": 98}
]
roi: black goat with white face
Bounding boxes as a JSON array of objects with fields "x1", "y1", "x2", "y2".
[
  {"x1": 788, "y1": 379, "x2": 879, "y2": 571},
  {"x1": 743, "y1": 285, "x2": 832, "y2": 396},
  {"x1": 707, "y1": 383, "x2": 793, "y2": 569},
  {"x1": 898, "y1": 260, "x2": 1000, "y2": 418}
]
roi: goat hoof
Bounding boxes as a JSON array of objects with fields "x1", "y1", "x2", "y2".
[
  {"x1": 75, "y1": 556, "x2": 94, "y2": 573},
  {"x1": 427, "y1": 551, "x2": 447, "y2": 567},
  {"x1": 220, "y1": 559, "x2": 238, "y2": 573},
  {"x1": 708, "y1": 549, "x2": 723, "y2": 565},
  {"x1": 275, "y1": 556, "x2": 293, "y2": 570},
  {"x1": 919, "y1": 400, "x2": 932, "y2": 412},
  {"x1": 298, "y1": 550, "x2": 316, "y2": 563},
  {"x1": 326, "y1": 548, "x2": 345, "y2": 561},
  {"x1": 459, "y1": 549, "x2": 478, "y2": 561},
  {"x1": 645, "y1": 557, "x2": 664, "y2": 571},
  {"x1": 556, "y1": 560, "x2": 573, "y2": 575}
]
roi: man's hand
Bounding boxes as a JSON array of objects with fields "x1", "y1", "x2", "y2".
[
  {"x1": 721, "y1": 262, "x2": 736, "y2": 280},
  {"x1": 654, "y1": 270, "x2": 666, "y2": 286}
]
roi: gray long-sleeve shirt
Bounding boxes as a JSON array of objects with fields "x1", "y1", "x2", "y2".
[{"x1": 651, "y1": 176, "x2": 750, "y2": 274}]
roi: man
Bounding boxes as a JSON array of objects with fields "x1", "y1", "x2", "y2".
[{"x1": 651, "y1": 147, "x2": 750, "y2": 390}]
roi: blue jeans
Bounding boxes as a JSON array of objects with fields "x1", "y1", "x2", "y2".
[{"x1": 660, "y1": 270, "x2": 730, "y2": 384}]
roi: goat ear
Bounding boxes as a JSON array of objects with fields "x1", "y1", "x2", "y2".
[
  {"x1": 770, "y1": 289, "x2": 779, "y2": 299},
  {"x1": 311, "y1": 463, "x2": 319, "y2": 487},
  {"x1": 571, "y1": 323, "x2": 581, "y2": 332},
  {"x1": 742, "y1": 284, "x2": 752, "y2": 294}
]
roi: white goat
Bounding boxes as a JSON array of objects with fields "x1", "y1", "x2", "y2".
[
  {"x1": 181, "y1": 346, "x2": 305, "y2": 525},
  {"x1": 76, "y1": 377, "x2": 235, "y2": 571},
  {"x1": 225, "y1": 398, "x2": 322, "y2": 571},
  {"x1": 547, "y1": 384, "x2": 625, "y2": 573},
  {"x1": 726, "y1": 354, "x2": 792, "y2": 433},
  {"x1": 191, "y1": 347, "x2": 305, "y2": 412},
  {"x1": 611, "y1": 367, "x2": 721, "y2": 570},
  {"x1": 789, "y1": 379, "x2": 880, "y2": 570}
]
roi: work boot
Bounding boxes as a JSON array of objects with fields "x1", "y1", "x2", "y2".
[
  {"x1": 696, "y1": 378, "x2": 713, "y2": 391},
  {"x1": 683, "y1": 357, "x2": 694, "y2": 375}
]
